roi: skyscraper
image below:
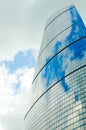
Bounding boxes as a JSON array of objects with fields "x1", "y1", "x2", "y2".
[{"x1": 24, "y1": 5, "x2": 86, "y2": 130}]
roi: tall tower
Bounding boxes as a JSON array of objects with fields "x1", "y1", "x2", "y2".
[{"x1": 24, "y1": 5, "x2": 86, "y2": 130}]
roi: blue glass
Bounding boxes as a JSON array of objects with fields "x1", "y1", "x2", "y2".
[
  {"x1": 42, "y1": 38, "x2": 86, "y2": 91},
  {"x1": 42, "y1": 8, "x2": 86, "y2": 92}
]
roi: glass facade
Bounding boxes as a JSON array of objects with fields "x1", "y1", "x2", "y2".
[{"x1": 24, "y1": 5, "x2": 86, "y2": 130}]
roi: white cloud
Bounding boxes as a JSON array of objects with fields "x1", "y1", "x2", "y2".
[
  {"x1": 0, "y1": 124, "x2": 5, "y2": 130},
  {"x1": 0, "y1": 60, "x2": 35, "y2": 130},
  {"x1": 17, "y1": 68, "x2": 35, "y2": 90},
  {"x1": 0, "y1": 64, "x2": 17, "y2": 96}
]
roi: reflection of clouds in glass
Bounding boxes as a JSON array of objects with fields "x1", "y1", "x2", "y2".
[
  {"x1": 24, "y1": 6, "x2": 86, "y2": 130},
  {"x1": 42, "y1": 7, "x2": 86, "y2": 93},
  {"x1": 42, "y1": 37, "x2": 86, "y2": 92},
  {"x1": 31, "y1": 7, "x2": 86, "y2": 118}
]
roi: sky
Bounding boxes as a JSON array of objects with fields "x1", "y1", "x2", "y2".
[{"x1": 0, "y1": 0, "x2": 86, "y2": 130}]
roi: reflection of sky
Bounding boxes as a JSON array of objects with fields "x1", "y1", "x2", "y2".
[
  {"x1": 74, "y1": 91, "x2": 79, "y2": 102},
  {"x1": 42, "y1": 7, "x2": 86, "y2": 94},
  {"x1": 24, "y1": 7, "x2": 86, "y2": 127}
]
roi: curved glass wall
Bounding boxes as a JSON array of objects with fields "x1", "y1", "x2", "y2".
[
  {"x1": 34, "y1": 6, "x2": 86, "y2": 79},
  {"x1": 24, "y1": 5, "x2": 86, "y2": 130}
]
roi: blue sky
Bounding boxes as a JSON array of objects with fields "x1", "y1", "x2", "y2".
[
  {"x1": 0, "y1": 0, "x2": 86, "y2": 130},
  {"x1": 4, "y1": 49, "x2": 36, "y2": 73}
]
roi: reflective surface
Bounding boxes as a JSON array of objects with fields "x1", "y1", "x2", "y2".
[{"x1": 24, "y1": 5, "x2": 86, "y2": 130}]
